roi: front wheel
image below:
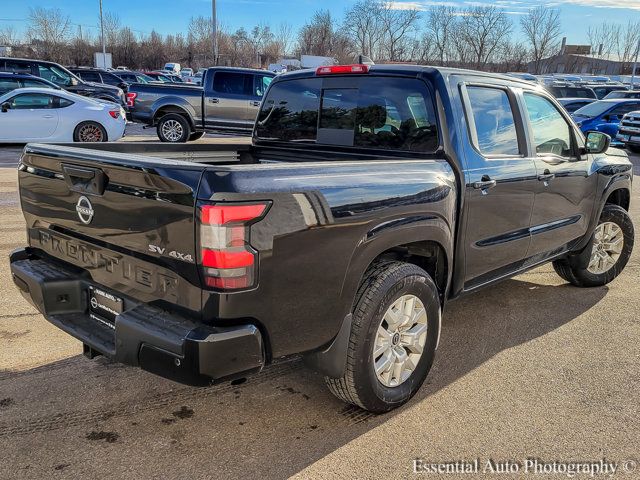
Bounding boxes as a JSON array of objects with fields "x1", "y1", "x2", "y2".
[
  {"x1": 553, "y1": 204, "x2": 634, "y2": 287},
  {"x1": 156, "y1": 113, "x2": 191, "y2": 142},
  {"x1": 73, "y1": 121, "x2": 107, "y2": 142},
  {"x1": 325, "y1": 261, "x2": 441, "y2": 413}
]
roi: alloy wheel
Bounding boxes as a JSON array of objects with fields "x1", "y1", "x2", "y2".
[
  {"x1": 373, "y1": 294, "x2": 428, "y2": 387},
  {"x1": 587, "y1": 221, "x2": 624, "y2": 275}
]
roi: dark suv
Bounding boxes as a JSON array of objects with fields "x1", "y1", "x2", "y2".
[
  {"x1": 68, "y1": 67, "x2": 129, "y2": 92},
  {"x1": 0, "y1": 58, "x2": 126, "y2": 108},
  {"x1": 0, "y1": 72, "x2": 61, "y2": 95}
]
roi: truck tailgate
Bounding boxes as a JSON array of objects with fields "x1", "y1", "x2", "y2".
[{"x1": 18, "y1": 144, "x2": 205, "y2": 315}]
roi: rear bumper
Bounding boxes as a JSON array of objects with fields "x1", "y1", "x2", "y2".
[{"x1": 10, "y1": 248, "x2": 265, "y2": 386}]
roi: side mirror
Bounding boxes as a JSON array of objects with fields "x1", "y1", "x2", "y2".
[
  {"x1": 1, "y1": 102, "x2": 10, "y2": 113},
  {"x1": 585, "y1": 131, "x2": 611, "y2": 154}
]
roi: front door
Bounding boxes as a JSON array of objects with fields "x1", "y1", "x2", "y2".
[
  {"x1": 461, "y1": 84, "x2": 538, "y2": 290},
  {"x1": 0, "y1": 92, "x2": 59, "y2": 141},
  {"x1": 520, "y1": 91, "x2": 597, "y2": 259}
]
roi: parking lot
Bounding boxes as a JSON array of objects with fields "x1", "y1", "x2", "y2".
[{"x1": 0, "y1": 134, "x2": 639, "y2": 479}]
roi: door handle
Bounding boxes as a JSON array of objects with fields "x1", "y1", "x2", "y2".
[
  {"x1": 42, "y1": 115, "x2": 55, "y2": 119},
  {"x1": 537, "y1": 171, "x2": 555, "y2": 182},
  {"x1": 473, "y1": 176, "x2": 497, "y2": 192},
  {"x1": 208, "y1": 98, "x2": 219, "y2": 104},
  {"x1": 250, "y1": 100, "x2": 261, "y2": 107}
]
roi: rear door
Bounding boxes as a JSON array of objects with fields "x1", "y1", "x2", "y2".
[
  {"x1": 459, "y1": 82, "x2": 538, "y2": 289},
  {"x1": 204, "y1": 70, "x2": 252, "y2": 128}
]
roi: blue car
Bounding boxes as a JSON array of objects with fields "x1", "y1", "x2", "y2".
[{"x1": 571, "y1": 99, "x2": 640, "y2": 139}]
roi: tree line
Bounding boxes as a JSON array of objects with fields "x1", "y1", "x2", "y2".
[{"x1": 0, "y1": 3, "x2": 639, "y2": 74}]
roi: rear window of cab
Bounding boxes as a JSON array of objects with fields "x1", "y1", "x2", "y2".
[{"x1": 255, "y1": 76, "x2": 438, "y2": 153}]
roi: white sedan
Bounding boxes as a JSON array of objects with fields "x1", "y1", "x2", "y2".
[{"x1": 0, "y1": 87, "x2": 126, "y2": 143}]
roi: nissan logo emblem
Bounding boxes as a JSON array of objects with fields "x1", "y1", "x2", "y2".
[{"x1": 76, "y1": 196, "x2": 94, "y2": 224}]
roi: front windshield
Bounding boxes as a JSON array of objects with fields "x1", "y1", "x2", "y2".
[{"x1": 572, "y1": 101, "x2": 615, "y2": 118}]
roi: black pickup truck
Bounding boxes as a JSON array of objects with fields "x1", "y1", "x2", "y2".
[
  {"x1": 128, "y1": 66, "x2": 275, "y2": 142},
  {"x1": 10, "y1": 65, "x2": 634, "y2": 413}
]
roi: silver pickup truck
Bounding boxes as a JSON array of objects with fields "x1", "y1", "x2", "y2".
[{"x1": 128, "y1": 66, "x2": 275, "y2": 142}]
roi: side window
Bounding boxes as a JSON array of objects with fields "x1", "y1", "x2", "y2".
[
  {"x1": 212, "y1": 72, "x2": 251, "y2": 95},
  {"x1": 79, "y1": 71, "x2": 101, "y2": 83},
  {"x1": 254, "y1": 75, "x2": 273, "y2": 97},
  {"x1": 0, "y1": 78, "x2": 20, "y2": 95},
  {"x1": 9, "y1": 93, "x2": 54, "y2": 109},
  {"x1": 3, "y1": 61, "x2": 31, "y2": 74},
  {"x1": 37, "y1": 65, "x2": 73, "y2": 87},
  {"x1": 611, "y1": 103, "x2": 640, "y2": 117},
  {"x1": 53, "y1": 97, "x2": 74, "y2": 108},
  {"x1": 466, "y1": 86, "x2": 520, "y2": 156},
  {"x1": 523, "y1": 93, "x2": 573, "y2": 158},
  {"x1": 22, "y1": 79, "x2": 50, "y2": 89}
]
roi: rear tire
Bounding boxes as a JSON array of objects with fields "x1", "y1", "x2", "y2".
[
  {"x1": 325, "y1": 261, "x2": 441, "y2": 413},
  {"x1": 157, "y1": 113, "x2": 191, "y2": 143},
  {"x1": 189, "y1": 131, "x2": 205, "y2": 142},
  {"x1": 553, "y1": 204, "x2": 633, "y2": 287},
  {"x1": 73, "y1": 121, "x2": 107, "y2": 142}
]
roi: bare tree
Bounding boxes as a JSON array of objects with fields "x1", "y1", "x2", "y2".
[
  {"x1": 459, "y1": 6, "x2": 512, "y2": 69},
  {"x1": 616, "y1": 20, "x2": 640, "y2": 73},
  {"x1": 103, "y1": 12, "x2": 121, "y2": 51},
  {"x1": 26, "y1": 7, "x2": 72, "y2": 62},
  {"x1": 275, "y1": 22, "x2": 293, "y2": 57},
  {"x1": 425, "y1": 6, "x2": 457, "y2": 65},
  {"x1": 0, "y1": 26, "x2": 19, "y2": 46},
  {"x1": 379, "y1": 2, "x2": 420, "y2": 61},
  {"x1": 343, "y1": 0, "x2": 383, "y2": 59},
  {"x1": 588, "y1": 22, "x2": 618, "y2": 59},
  {"x1": 520, "y1": 6, "x2": 561, "y2": 74},
  {"x1": 298, "y1": 10, "x2": 340, "y2": 57}
]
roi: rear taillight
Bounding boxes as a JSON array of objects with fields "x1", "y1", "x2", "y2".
[
  {"x1": 316, "y1": 64, "x2": 369, "y2": 75},
  {"x1": 126, "y1": 92, "x2": 137, "y2": 107},
  {"x1": 108, "y1": 110, "x2": 120, "y2": 119},
  {"x1": 199, "y1": 203, "x2": 268, "y2": 290}
]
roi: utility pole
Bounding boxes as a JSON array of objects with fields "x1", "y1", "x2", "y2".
[
  {"x1": 212, "y1": 0, "x2": 218, "y2": 65},
  {"x1": 99, "y1": 0, "x2": 106, "y2": 67},
  {"x1": 631, "y1": 38, "x2": 640, "y2": 88}
]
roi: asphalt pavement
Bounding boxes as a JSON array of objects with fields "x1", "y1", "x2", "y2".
[{"x1": 0, "y1": 131, "x2": 639, "y2": 479}]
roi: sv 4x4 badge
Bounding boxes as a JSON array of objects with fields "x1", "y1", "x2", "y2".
[{"x1": 148, "y1": 244, "x2": 194, "y2": 263}]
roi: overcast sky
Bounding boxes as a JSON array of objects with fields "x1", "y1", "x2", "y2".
[{"x1": 1, "y1": 0, "x2": 639, "y2": 44}]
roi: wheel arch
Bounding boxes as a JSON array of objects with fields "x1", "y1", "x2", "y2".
[{"x1": 152, "y1": 99, "x2": 196, "y2": 128}]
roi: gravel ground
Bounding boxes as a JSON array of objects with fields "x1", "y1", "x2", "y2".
[{"x1": 0, "y1": 138, "x2": 638, "y2": 479}]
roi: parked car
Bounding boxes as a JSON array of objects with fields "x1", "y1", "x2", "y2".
[
  {"x1": 0, "y1": 72, "x2": 61, "y2": 95},
  {"x1": 558, "y1": 97, "x2": 596, "y2": 113},
  {"x1": 145, "y1": 71, "x2": 184, "y2": 83},
  {"x1": 0, "y1": 57, "x2": 126, "y2": 108},
  {"x1": 604, "y1": 90, "x2": 640, "y2": 100},
  {"x1": 0, "y1": 87, "x2": 125, "y2": 143},
  {"x1": 10, "y1": 65, "x2": 634, "y2": 413},
  {"x1": 616, "y1": 111, "x2": 640, "y2": 152},
  {"x1": 571, "y1": 98, "x2": 640, "y2": 136},
  {"x1": 68, "y1": 67, "x2": 130, "y2": 92},
  {"x1": 505, "y1": 72, "x2": 537, "y2": 82},
  {"x1": 112, "y1": 70, "x2": 159, "y2": 85},
  {"x1": 585, "y1": 84, "x2": 629, "y2": 100},
  {"x1": 180, "y1": 68, "x2": 194, "y2": 78},
  {"x1": 163, "y1": 62, "x2": 181, "y2": 74},
  {"x1": 128, "y1": 66, "x2": 275, "y2": 141},
  {"x1": 547, "y1": 85, "x2": 597, "y2": 99}
]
